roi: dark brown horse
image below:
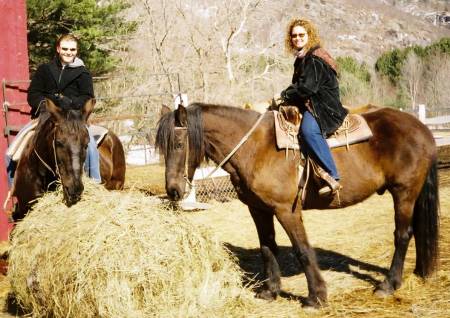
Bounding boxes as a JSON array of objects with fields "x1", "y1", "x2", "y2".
[
  {"x1": 156, "y1": 103, "x2": 439, "y2": 308},
  {"x1": 12, "y1": 99, "x2": 125, "y2": 220}
]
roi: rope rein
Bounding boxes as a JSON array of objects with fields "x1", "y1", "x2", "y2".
[
  {"x1": 203, "y1": 112, "x2": 266, "y2": 180},
  {"x1": 33, "y1": 131, "x2": 61, "y2": 180},
  {"x1": 177, "y1": 111, "x2": 266, "y2": 199}
]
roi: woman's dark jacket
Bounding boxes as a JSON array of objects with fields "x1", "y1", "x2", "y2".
[
  {"x1": 27, "y1": 57, "x2": 94, "y2": 118},
  {"x1": 282, "y1": 48, "x2": 348, "y2": 136}
]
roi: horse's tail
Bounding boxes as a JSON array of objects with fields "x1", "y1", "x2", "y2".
[{"x1": 413, "y1": 157, "x2": 440, "y2": 278}]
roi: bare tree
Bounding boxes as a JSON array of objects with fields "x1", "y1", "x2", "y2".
[
  {"x1": 424, "y1": 52, "x2": 450, "y2": 111},
  {"x1": 401, "y1": 51, "x2": 424, "y2": 110}
]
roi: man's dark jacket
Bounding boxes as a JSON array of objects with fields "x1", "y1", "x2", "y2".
[
  {"x1": 282, "y1": 48, "x2": 348, "y2": 136},
  {"x1": 27, "y1": 57, "x2": 94, "y2": 118}
]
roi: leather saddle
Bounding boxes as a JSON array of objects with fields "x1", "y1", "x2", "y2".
[
  {"x1": 273, "y1": 106, "x2": 374, "y2": 204},
  {"x1": 273, "y1": 106, "x2": 373, "y2": 151}
]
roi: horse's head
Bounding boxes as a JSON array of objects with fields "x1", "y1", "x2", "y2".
[
  {"x1": 156, "y1": 104, "x2": 204, "y2": 201},
  {"x1": 46, "y1": 98, "x2": 95, "y2": 206}
]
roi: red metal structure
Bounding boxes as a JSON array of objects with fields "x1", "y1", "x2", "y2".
[{"x1": 0, "y1": 0, "x2": 30, "y2": 240}]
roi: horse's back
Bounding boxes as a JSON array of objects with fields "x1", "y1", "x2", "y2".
[
  {"x1": 361, "y1": 107, "x2": 436, "y2": 184},
  {"x1": 362, "y1": 107, "x2": 435, "y2": 153},
  {"x1": 308, "y1": 107, "x2": 437, "y2": 209},
  {"x1": 99, "y1": 130, "x2": 126, "y2": 190}
]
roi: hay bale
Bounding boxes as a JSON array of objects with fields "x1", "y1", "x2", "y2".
[{"x1": 8, "y1": 180, "x2": 255, "y2": 317}]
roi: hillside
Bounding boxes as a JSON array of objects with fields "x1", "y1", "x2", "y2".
[{"x1": 102, "y1": 0, "x2": 450, "y2": 108}]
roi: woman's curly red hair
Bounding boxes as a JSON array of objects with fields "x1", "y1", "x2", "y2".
[{"x1": 285, "y1": 19, "x2": 321, "y2": 55}]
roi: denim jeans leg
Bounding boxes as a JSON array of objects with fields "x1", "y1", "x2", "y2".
[
  {"x1": 300, "y1": 111, "x2": 339, "y2": 180},
  {"x1": 5, "y1": 155, "x2": 16, "y2": 188},
  {"x1": 85, "y1": 134, "x2": 101, "y2": 182}
]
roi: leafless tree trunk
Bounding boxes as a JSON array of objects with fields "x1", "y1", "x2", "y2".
[
  {"x1": 401, "y1": 52, "x2": 424, "y2": 110},
  {"x1": 424, "y1": 52, "x2": 450, "y2": 111}
]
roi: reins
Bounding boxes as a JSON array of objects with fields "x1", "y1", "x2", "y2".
[
  {"x1": 203, "y1": 112, "x2": 266, "y2": 180},
  {"x1": 33, "y1": 130, "x2": 61, "y2": 180},
  {"x1": 178, "y1": 111, "x2": 266, "y2": 198}
]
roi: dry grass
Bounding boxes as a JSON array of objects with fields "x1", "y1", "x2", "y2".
[
  {"x1": 182, "y1": 178, "x2": 450, "y2": 317},
  {"x1": 1, "y1": 167, "x2": 450, "y2": 317},
  {"x1": 7, "y1": 180, "x2": 257, "y2": 318},
  {"x1": 125, "y1": 164, "x2": 166, "y2": 195}
]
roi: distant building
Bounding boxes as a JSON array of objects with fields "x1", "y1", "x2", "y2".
[{"x1": 424, "y1": 11, "x2": 450, "y2": 27}]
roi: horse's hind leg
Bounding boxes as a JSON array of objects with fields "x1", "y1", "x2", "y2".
[
  {"x1": 275, "y1": 208, "x2": 326, "y2": 307},
  {"x1": 375, "y1": 189, "x2": 415, "y2": 296},
  {"x1": 248, "y1": 207, "x2": 281, "y2": 300}
]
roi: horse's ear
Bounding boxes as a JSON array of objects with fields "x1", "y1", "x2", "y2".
[
  {"x1": 174, "y1": 104, "x2": 188, "y2": 127},
  {"x1": 160, "y1": 104, "x2": 171, "y2": 117},
  {"x1": 45, "y1": 98, "x2": 64, "y2": 121},
  {"x1": 82, "y1": 98, "x2": 96, "y2": 121}
]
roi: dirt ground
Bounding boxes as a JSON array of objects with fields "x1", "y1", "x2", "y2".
[{"x1": 1, "y1": 166, "x2": 449, "y2": 317}]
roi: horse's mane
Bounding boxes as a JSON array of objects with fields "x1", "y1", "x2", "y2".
[{"x1": 156, "y1": 104, "x2": 205, "y2": 166}]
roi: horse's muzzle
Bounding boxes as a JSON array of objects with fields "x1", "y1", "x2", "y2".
[
  {"x1": 63, "y1": 184, "x2": 84, "y2": 207},
  {"x1": 167, "y1": 185, "x2": 183, "y2": 201}
]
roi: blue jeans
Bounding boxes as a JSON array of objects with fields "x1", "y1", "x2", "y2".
[
  {"x1": 6, "y1": 155, "x2": 16, "y2": 187},
  {"x1": 300, "y1": 111, "x2": 339, "y2": 180},
  {"x1": 85, "y1": 133, "x2": 101, "y2": 182}
]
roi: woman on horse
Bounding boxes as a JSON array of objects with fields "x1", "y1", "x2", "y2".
[
  {"x1": 6, "y1": 34, "x2": 100, "y2": 185},
  {"x1": 280, "y1": 18, "x2": 348, "y2": 195}
]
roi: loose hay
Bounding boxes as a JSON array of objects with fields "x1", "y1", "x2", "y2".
[{"x1": 8, "y1": 180, "x2": 256, "y2": 318}]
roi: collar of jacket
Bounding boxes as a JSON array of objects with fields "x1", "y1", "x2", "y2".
[
  {"x1": 295, "y1": 45, "x2": 337, "y2": 73},
  {"x1": 48, "y1": 57, "x2": 87, "y2": 92}
]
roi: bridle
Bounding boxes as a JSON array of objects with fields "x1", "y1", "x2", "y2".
[{"x1": 174, "y1": 126, "x2": 192, "y2": 195}]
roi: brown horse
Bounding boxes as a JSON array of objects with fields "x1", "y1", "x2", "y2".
[
  {"x1": 156, "y1": 103, "x2": 439, "y2": 308},
  {"x1": 12, "y1": 99, "x2": 125, "y2": 220}
]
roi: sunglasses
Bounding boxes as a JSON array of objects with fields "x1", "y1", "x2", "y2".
[
  {"x1": 291, "y1": 33, "x2": 306, "y2": 38},
  {"x1": 61, "y1": 47, "x2": 77, "y2": 52}
]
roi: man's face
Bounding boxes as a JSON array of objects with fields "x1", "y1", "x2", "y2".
[{"x1": 57, "y1": 40, "x2": 78, "y2": 65}]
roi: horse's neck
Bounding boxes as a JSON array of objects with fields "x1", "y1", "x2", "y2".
[{"x1": 203, "y1": 108, "x2": 270, "y2": 171}]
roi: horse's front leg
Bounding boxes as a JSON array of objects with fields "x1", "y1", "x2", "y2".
[
  {"x1": 275, "y1": 207, "x2": 327, "y2": 308},
  {"x1": 248, "y1": 207, "x2": 281, "y2": 300}
]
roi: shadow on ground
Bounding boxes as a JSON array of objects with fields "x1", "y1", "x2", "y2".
[{"x1": 226, "y1": 243, "x2": 388, "y2": 300}]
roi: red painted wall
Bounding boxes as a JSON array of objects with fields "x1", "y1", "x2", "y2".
[{"x1": 0, "y1": 0, "x2": 30, "y2": 240}]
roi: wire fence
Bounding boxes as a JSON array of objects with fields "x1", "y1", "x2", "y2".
[
  {"x1": 195, "y1": 175, "x2": 237, "y2": 203},
  {"x1": 2, "y1": 75, "x2": 239, "y2": 203}
]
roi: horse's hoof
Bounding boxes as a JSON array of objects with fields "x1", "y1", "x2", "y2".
[
  {"x1": 256, "y1": 289, "x2": 277, "y2": 301},
  {"x1": 302, "y1": 297, "x2": 326, "y2": 309},
  {"x1": 374, "y1": 282, "x2": 394, "y2": 298}
]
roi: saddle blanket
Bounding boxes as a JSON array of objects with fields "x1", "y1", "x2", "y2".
[
  {"x1": 6, "y1": 122, "x2": 108, "y2": 163},
  {"x1": 273, "y1": 110, "x2": 373, "y2": 150}
]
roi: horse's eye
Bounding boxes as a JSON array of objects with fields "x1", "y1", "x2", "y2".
[{"x1": 55, "y1": 140, "x2": 64, "y2": 148}]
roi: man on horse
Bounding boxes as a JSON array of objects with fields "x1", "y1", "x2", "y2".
[
  {"x1": 6, "y1": 33, "x2": 101, "y2": 186},
  {"x1": 280, "y1": 18, "x2": 348, "y2": 195}
]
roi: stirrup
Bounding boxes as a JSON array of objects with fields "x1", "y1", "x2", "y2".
[
  {"x1": 318, "y1": 183, "x2": 341, "y2": 196},
  {"x1": 317, "y1": 171, "x2": 342, "y2": 196}
]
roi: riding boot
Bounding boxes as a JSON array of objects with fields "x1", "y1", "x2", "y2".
[{"x1": 316, "y1": 166, "x2": 342, "y2": 196}]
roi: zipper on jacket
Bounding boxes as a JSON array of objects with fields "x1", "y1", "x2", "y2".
[{"x1": 58, "y1": 65, "x2": 66, "y2": 86}]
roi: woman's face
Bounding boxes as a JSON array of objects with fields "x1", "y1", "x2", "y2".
[
  {"x1": 291, "y1": 25, "x2": 308, "y2": 50},
  {"x1": 57, "y1": 40, "x2": 78, "y2": 65}
]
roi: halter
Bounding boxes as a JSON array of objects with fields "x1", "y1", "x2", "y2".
[{"x1": 174, "y1": 126, "x2": 192, "y2": 196}]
